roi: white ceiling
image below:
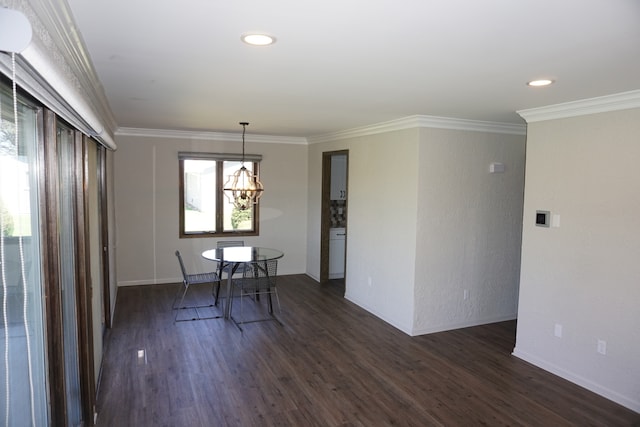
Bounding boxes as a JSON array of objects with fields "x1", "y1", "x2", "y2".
[{"x1": 66, "y1": 0, "x2": 640, "y2": 138}]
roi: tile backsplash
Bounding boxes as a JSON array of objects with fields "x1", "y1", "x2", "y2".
[{"x1": 330, "y1": 200, "x2": 347, "y2": 228}]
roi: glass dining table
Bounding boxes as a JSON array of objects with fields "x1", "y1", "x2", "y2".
[{"x1": 201, "y1": 246, "x2": 284, "y2": 319}]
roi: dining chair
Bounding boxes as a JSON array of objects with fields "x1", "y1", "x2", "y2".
[
  {"x1": 230, "y1": 258, "x2": 281, "y2": 330},
  {"x1": 214, "y1": 240, "x2": 247, "y2": 302},
  {"x1": 173, "y1": 250, "x2": 221, "y2": 322}
]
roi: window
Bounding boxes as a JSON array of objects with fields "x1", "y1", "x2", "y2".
[{"x1": 179, "y1": 152, "x2": 261, "y2": 237}]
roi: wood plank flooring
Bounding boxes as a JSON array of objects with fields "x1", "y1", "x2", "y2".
[{"x1": 95, "y1": 275, "x2": 639, "y2": 426}]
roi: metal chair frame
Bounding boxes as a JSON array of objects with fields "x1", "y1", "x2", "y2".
[
  {"x1": 173, "y1": 250, "x2": 222, "y2": 322},
  {"x1": 230, "y1": 259, "x2": 281, "y2": 330},
  {"x1": 214, "y1": 240, "x2": 248, "y2": 303}
]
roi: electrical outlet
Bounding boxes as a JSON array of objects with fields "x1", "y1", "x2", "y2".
[
  {"x1": 137, "y1": 349, "x2": 147, "y2": 365},
  {"x1": 367, "y1": 277, "x2": 372, "y2": 287},
  {"x1": 554, "y1": 324, "x2": 562, "y2": 338},
  {"x1": 463, "y1": 289, "x2": 469, "y2": 300},
  {"x1": 597, "y1": 340, "x2": 607, "y2": 355}
]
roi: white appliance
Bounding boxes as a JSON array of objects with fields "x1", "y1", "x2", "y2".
[{"x1": 329, "y1": 227, "x2": 346, "y2": 279}]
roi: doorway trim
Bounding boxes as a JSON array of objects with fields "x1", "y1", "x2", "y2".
[{"x1": 320, "y1": 150, "x2": 349, "y2": 284}]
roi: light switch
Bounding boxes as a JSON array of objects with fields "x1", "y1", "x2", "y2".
[{"x1": 554, "y1": 324, "x2": 562, "y2": 338}]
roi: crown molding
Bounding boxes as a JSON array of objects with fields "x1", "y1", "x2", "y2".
[
  {"x1": 116, "y1": 114, "x2": 526, "y2": 145},
  {"x1": 517, "y1": 90, "x2": 640, "y2": 123},
  {"x1": 27, "y1": 0, "x2": 118, "y2": 134},
  {"x1": 0, "y1": 0, "x2": 117, "y2": 149},
  {"x1": 413, "y1": 115, "x2": 526, "y2": 135},
  {"x1": 307, "y1": 115, "x2": 526, "y2": 144},
  {"x1": 115, "y1": 127, "x2": 308, "y2": 145}
]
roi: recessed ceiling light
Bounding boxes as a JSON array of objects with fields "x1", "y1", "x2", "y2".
[
  {"x1": 241, "y1": 33, "x2": 276, "y2": 46},
  {"x1": 527, "y1": 79, "x2": 554, "y2": 87}
]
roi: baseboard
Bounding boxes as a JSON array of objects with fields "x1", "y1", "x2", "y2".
[
  {"x1": 512, "y1": 347, "x2": 640, "y2": 413},
  {"x1": 343, "y1": 293, "x2": 413, "y2": 335},
  {"x1": 305, "y1": 272, "x2": 320, "y2": 283},
  {"x1": 118, "y1": 278, "x2": 179, "y2": 287},
  {"x1": 410, "y1": 314, "x2": 517, "y2": 336},
  {"x1": 119, "y1": 271, "x2": 311, "y2": 288}
]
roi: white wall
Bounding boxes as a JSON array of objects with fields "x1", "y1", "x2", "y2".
[
  {"x1": 514, "y1": 107, "x2": 640, "y2": 411},
  {"x1": 413, "y1": 128, "x2": 526, "y2": 334},
  {"x1": 348, "y1": 129, "x2": 420, "y2": 333},
  {"x1": 113, "y1": 133, "x2": 308, "y2": 286},
  {"x1": 307, "y1": 129, "x2": 419, "y2": 333},
  {"x1": 307, "y1": 124, "x2": 526, "y2": 335}
]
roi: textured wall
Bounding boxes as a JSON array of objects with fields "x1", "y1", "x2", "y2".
[
  {"x1": 413, "y1": 128, "x2": 526, "y2": 334},
  {"x1": 343, "y1": 130, "x2": 420, "y2": 333},
  {"x1": 307, "y1": 125, "x2": 525, "y2": 335},
  {"x1": 307, "y1": 129, "x2": 419, "y2": 332}
]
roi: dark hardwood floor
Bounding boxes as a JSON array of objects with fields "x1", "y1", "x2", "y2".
[{"x1": 95, "y1": 275, "x2": 639, "y2": 426}]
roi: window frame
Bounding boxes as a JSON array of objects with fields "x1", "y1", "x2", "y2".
[{"x1": 178, "y1": 152, "x2": 262, "y2": 238}]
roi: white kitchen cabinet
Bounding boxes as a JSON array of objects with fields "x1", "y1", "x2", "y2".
[
  {"x1": 329, "y1": 227, "x2": 346, "y2": 279},
  {"x1": 330, "y1": 155, "x2": 347, "y2": 200}
]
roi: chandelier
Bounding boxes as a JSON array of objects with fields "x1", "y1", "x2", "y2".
[{"x1": 224, "y1": 122, "x2": 264, "y2": 210}]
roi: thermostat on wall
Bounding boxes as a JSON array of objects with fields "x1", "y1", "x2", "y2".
[
  {"x1": 489, "y1": 162, "x2": 505, "y2": 173},
  {"x1": 535, "y1": 210, "x2": 550, "y2": 227}
]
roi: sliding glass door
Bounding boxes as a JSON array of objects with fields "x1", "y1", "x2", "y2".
[
  {"x1": 0, "y1": 75, "x2": 109, "y2": 426},
  {"x1": 0, "y1": 81, "x2": 48, "y2": 425},
  {"x1": 56, "y1": 124, "x2": 83, "y2": 426},
  {"x1": 87, "y1": 141, "x2": 105, "y2": 392}
]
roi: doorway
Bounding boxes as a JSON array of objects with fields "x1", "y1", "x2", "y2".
[{"x1": 320, "y1": 150, "x2": 348, "y2": 292}]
